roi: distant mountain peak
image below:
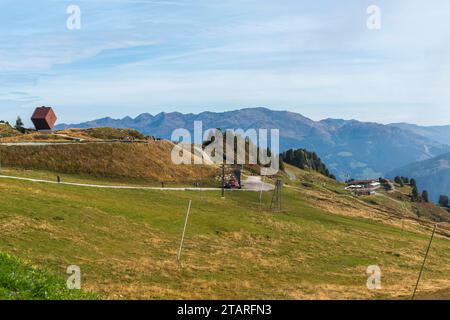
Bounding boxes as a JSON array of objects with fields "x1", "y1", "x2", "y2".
[{"x1": 55, "y1": 107, "x2": 450, "y2": 181}]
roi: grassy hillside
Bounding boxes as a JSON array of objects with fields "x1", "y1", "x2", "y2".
[
  {"x1": 284, "y1": 165, "x2": 450, "y2": 225},
  {"x1": 58, "y1": 127, "x2": 146, "y2": 140},
  {"x1": 0, "y1": 166, "x2": 449, "y2": 299},
  {"x1": 0, "y1": 141, "x2": 218, "y2": 185},
  {"x1": 0, "y1": 252, "x2": 97, "y2": 300},
  {"x1": 0, "y1": 127, "x2": 147, "y2": 143},
  {"x1": 0, "y1": 124, "x2": 21, "y2": 138}
]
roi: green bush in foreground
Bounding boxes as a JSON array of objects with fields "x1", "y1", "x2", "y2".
[{"x1": 0, "y1": 252, "x2": 98, "y2": 300}]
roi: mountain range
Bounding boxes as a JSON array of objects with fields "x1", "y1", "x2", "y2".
[
  {"x1": 56, "y1": 107, "x2": 450, "y2": 183},
  {"x1": 387, "y1": 123, "x2": 450, "y2": 145}
]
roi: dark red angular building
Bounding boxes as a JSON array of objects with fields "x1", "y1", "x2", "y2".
[{"x1": 31, "y1": 106, "x2": 57, "y2": 131}]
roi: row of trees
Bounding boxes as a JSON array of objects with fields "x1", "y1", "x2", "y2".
[
  {"x1": 394, "y1": 176, "x2": 450, "y2": 208},
  {"x1": 281, "y1": 148, "x2": 336, "y2": 180},
  {"x1": 394, "y1": 176, "x2": 430, "y2": 203},
  {"x1": 394, "y1": 176, "x2": 413, "y2": 187}
]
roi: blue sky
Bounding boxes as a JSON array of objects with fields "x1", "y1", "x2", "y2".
[{"x1": 1, "y1": 0, "x2": 450, "y2": 126}]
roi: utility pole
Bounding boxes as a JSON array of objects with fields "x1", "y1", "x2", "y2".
[{"x1": 412, "y1": 224, "x2": 437, "y2": 300}]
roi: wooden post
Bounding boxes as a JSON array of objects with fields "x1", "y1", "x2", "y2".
[
  {"x1": 412, "y1": 224, "x2": 437, "y2": 300},
  {"x1": 177, "y1": 200, "x2": 192, "y2": 264}
]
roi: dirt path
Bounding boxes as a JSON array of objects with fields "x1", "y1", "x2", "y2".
[
  {"x1": 0, "y1": 174, "x2": 273, "y2": 192},
  {"x1": 241, "y1": 175, "x2": 275, "y2": 191}
]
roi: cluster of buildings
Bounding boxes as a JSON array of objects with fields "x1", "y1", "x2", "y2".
[{"x1": 345, "y1": 179, "x2": 381, "y2": 196}]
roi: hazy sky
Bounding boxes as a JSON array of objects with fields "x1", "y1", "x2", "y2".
[{"x1": 1, "y1": 0, "x2": 450, "y2": 126}]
